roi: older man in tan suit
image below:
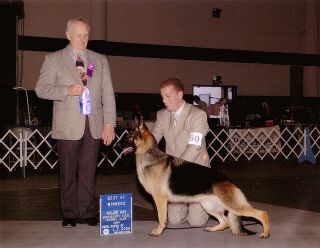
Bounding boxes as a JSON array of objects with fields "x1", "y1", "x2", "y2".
[
  {"x1": 152, "y1": 78, "x2": 210, "y2": 227},
  {"x1": 35, "y1": 18, "x2": 116, "y2": 227}
]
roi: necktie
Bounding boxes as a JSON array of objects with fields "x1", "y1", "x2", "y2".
[
  {"x1": 172, "y1": 112, "x2": 177, "y2": 127},
  {"x1": 76, "y1": 54, "x2": 87, "y2": 86},
  {"x1": 76, "y1": 54, "x2": 91, "y2": 115},
  {"x1": 76, "y1": 54, "x2": 84, "y2": 67}
]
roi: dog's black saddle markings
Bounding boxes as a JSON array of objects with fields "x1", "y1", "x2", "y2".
[{"x1": 168, "y1": 157, "x2": 229, "y2": 196}]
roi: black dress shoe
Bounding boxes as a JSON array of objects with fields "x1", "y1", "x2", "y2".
[
  {"x1": 77, "y1": 217, "x2": 99, "y2": 226},
  {"x1": 62, "y1": 218, "x2": 77, "y2": 228}
]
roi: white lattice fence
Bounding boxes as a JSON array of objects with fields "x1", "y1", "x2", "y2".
[{"x1": 0, "y1": 125, "x2": 319, "y2": 173}]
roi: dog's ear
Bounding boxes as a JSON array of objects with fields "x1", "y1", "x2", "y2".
[
  {"x1": 134, "y1": 112, "x2": 141, "y2": 126},
  {"x1": 134, "y1": 112, "x2": 144, "y2": 129},
  {"x1": 138, "y1": 114, "x2": 145, "y2": 131},
  {"x1": 134, "y1": 116, "x2": 139, "y2": 128}
]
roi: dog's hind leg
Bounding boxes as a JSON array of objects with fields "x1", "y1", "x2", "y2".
[
  {"x1": 149, "y1": 194, "x2": 167, "y2": 237},
  {"x1": 201, "y1": 198, "x2": 229, "y2": 233},
  {"x1": 214, "y1": 182, "x2": 270, "y2": 239},
  {"x1": 204, "y1": 214, "x2": 229, "y2": 233},
  {"x1": 235, "y1": 206, "x2": 270, "y2": 239},
  {"x1": 227, "y1": 212, "x2": 250, "y2": 236}
]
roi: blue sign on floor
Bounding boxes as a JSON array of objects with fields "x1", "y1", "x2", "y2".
[{"x1": 100, "y1": 193, "x2": 133, "y2": 235}]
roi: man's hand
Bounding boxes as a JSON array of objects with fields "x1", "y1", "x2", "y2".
[
  {"x1": 67, "y1": 84, "x2": 84, "y2": 96},
  {"x1": 102, "y1": 124, "x2": 115, "y2": 146}
]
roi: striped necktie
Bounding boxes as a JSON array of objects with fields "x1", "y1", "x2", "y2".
[
  {"x1": 76, "y1": 54, "x2": 91, "y2": 115},
  {"x1": 76, "y1": 54, "x2": 84, "y2": 67},
  {"x1": 172, "y1": 112, "x2": 177, "y2": 127},
  {"x1": 76, "y1": 54, "x2": 87, "y2": 86}
]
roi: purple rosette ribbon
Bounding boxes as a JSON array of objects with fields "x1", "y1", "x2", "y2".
[{"x1": 87, "y1": 63, "x2": 95, "y2": 77}]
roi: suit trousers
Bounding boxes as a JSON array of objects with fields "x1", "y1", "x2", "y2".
[
  {"x1": 57, "y1": 117, "x2": 101, "y2": 219},
  {"x1": 168, "y1": 202, "x2": 209, "y2": 226}
]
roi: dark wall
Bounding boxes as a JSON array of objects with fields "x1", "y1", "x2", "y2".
[
  {"x1": 21, "y1": 91, "x2": 320, "y2": 129},
  {"x1": 0, "y1": 5, "x2": 19, "y2": 131}
]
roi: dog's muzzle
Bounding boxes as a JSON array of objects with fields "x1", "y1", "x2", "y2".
[
  {"x1": 122, "y1": 146, "x2": 134, "y2": 155},
  {"x1": 115, "y1": 135, "x2": 135, "y2": 155}
]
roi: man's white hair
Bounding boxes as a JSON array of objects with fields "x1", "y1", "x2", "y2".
[{"x1": 66, "y1": 18, "x2": 90, "y2": 33}]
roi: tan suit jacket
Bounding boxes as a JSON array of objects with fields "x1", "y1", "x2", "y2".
[
  {"x1": 35, "y1": 46, "x2": 116, "y2": 140},
  {"x1": 152, "y1": 102, "x2": 210, "y2": 167}
]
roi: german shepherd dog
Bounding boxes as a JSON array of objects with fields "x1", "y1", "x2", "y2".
[{"x1": 121, "y1": 116, "x2": 270, "y2": 238}]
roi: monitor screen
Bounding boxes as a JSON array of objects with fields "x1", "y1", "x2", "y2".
[{"x1": 192, "y1": 85, "x2": 237, "y2": 105}]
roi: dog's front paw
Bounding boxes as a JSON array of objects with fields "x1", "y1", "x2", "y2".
[{"x1": 149, "y1": 227, "x2": 164, "y2": 237}]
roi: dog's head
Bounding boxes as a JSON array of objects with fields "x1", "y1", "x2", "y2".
[{"x1": 120, "y1": 113, "x2": 157, "y2": 155}]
